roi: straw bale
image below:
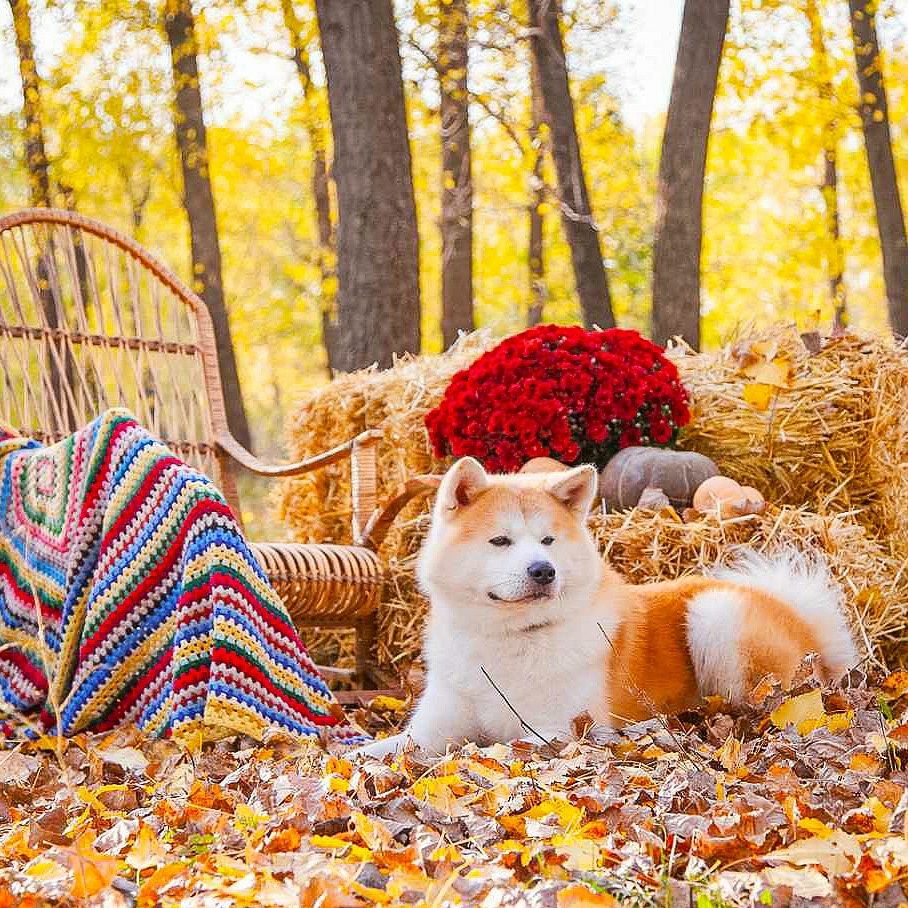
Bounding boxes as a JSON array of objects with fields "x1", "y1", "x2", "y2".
[
  {"x1": 280, "y1": 331, "x2": 494, "y2": 546},
  {"x1": 674, "y1": 327, "x2": 908, "y2": 553},
  {"x1": 281, "y1": 325, "x2": 908, "y2": 672}
]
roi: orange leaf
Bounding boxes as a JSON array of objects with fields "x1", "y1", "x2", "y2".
[
  {"x1": 126, "y1": 822, "x2": 167, "y2": 871},
  {"x1": 557, "y1": 883, "x2": 617, "y2": 907},
  {"x1": 59, "y1": 832, "x2": 121, "y2": 899},
  {"x1": 137, "y1": 861, "x2": 188, "y2": 907}
]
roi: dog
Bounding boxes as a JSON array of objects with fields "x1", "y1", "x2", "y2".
[{"x1": 357, "y1": 458, "x2": 858, "y2": 757}]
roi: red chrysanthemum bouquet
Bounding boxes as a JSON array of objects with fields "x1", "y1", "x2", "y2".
[{"x1": 425, "y1": 325, "x2": 691, "y2": 472}]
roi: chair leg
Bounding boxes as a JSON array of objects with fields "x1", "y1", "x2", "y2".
[{"x1": 355, "y1": 614, "x2": 377, "y2": 688}]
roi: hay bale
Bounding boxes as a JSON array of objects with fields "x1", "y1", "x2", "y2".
[
  {"x1": 280, "y1": 325, "x2": 908, "y2": 671},
  {"x1": 280, "y1": 331, "x2": 494, "y2": 547},
  {"x1": 673, "y1": 327, "x2": 908, "y2": 554}
]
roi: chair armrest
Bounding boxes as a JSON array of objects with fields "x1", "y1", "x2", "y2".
[
  {"x1": 358, "y1": 475, "x2": 442, "y2": 549},
  {"x1": 215, "y1": 429, "x2": 382, "y2": 478}
]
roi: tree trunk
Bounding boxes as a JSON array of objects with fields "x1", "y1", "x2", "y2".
[
  {"x1": 9, "y1": 0, "x2": 50, "y2": 209},
  {"x1": 438, "y1": 0, "x2": 474, "y2": 349},
  {"x1": 314, "y1": 0, "x2": 421, "y2": 372},
  {"x1": 163, "y1": 0, "x2": 252, "y2": 449},
  {"x1": 528, "y1": 0, "x2": 613, "y2": 330},
  {"x1": 527, "y1": 58, "x2": 546, "y2": 327},
  {"x1": 847, "y1": 0, "x2": 908, "y2": 337},
  {"x1": 651, "y1": 0, "x2": 729, "y2": 350},
  {"x1": 806, "y1": 0, "x2": 847, "y2": 329},
  {"x1": 8, "y1": 0, "x2": 76, "y2": 431},
  {"x1": 281, "y1": 0, "x2": 339, "y2": 372}
]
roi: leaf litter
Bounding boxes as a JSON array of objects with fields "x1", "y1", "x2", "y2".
[{"x1": 0, "y1": 663, "x2": 907, "y2": 905}]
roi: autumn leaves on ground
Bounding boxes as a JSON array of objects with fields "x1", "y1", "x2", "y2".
[{"x1": 0, "y1": 668, "x2": 906, "y2": 905}]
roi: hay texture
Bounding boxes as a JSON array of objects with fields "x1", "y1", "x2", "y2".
[
  {"x1": 281, "y1": 325, "x2": 908, "y2": 671},
  {"x1": 673, "y1": 327, "x2": 908, "y2": 554},
  {"x1": 280, "y1": 331, "x2": 495, "y2": 547}
]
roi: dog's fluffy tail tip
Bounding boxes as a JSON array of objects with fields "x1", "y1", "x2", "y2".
[{"x1": 713, "y1": 547, "x2": 861, "y2": 678}]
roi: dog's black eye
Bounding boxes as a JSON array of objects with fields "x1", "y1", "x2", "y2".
[
  {"x1": 541, "y1": 535, "x2": 555, "y2": 546},
  {"x1": 489, "y1": 536, "x2": 511, "y2": 547}
]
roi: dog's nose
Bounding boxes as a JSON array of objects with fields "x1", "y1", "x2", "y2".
[{"x1": 527, "y1": 560, "x2": 556, "y2": 585}]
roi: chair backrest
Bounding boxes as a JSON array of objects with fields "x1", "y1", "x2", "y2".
[{"x1": 0, "y1": 208, "x2": 241, "y2": 514}]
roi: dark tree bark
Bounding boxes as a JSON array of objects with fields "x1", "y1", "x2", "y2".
[
  {"x1": 438, "y1": 0, "x2": 474, "y2": 349},
  {"x1": 651, "y1": 0, "x2": 729, "y2": 350},
  {"x1": 822, "y1": 149, "x2": 848, "y2": 329},
  {"x1": 163, "y1": 0, "x2": 252, "y2": 449},
  {"x1": 847, "y1": 0, "x2": 908, "y2": 337},
  {"x1": 8, "y1": 0, "x2": 77, "y2": 431},
  {"x1": 9, "y1": 0, "x2": 50, "y2": 208},
  {"x1": 806, "y1": 0, "x2": 847, "y2": 328},
  {"x1": 314, "y1": 0, "x2": 421, "y2": 371},
  {"x1": 527, "y1": 58, "x2": 546, "y2": 327},
  {"x1": 528, "y1": 0, "x2": 613, "y2": 329},
  {"x1": 281, "y1": 0, "x2": 339, "y2": 371}
]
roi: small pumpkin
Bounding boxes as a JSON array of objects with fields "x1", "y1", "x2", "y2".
[
  {"x1": 598, "y1": 446, "x2": 720, "y2": 511},
  {"x1": 520, "y1": 457, "x2": 570, "y2": 474},
  {"x1": 692, "y1": 475, "x2": 766, "y2": 517}
]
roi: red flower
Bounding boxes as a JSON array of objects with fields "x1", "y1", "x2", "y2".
[{"x1": 426, "y1": 325, "x2": 691, "y2": 471}]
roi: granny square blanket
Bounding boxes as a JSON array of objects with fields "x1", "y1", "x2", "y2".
[{"x1": 0, "y1": 410, "x2": 363, "y2": 746}]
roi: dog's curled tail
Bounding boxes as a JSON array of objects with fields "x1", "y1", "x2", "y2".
[{"x1": 712, "y1": 548, "x2": 860, "y2": 679}]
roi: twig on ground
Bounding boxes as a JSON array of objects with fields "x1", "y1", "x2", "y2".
[{"x1": 479, "y1": 665, "x2": 556, "y2": 753}]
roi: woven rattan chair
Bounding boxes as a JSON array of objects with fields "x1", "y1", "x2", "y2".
[{"x1": 0, "y1": 208, "x2": 430, "y2": 688}]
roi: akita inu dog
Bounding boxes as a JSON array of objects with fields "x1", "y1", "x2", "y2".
[{"x1": 359, "y1": 458, "x2": 858, "y2": 757}]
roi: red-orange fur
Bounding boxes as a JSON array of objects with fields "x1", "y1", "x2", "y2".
[{"x1": 600, "y1": 569, "x2": 823, "y2": 725}]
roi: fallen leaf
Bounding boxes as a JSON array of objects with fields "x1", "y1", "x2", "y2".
[
  {"x1": 55, "y1": 831, "x2": 121, "y2": 898},
  {"x1": 126, "y1": 822, "x2": 167, "y2": 871},
  {"x1": 97, "y1": 746, "x2": 149, "y2": 774},
  {"x1": 556, "y1": 883, "x2": 617, "y2": 906},
  {"x1": 762, "y1": 831, "x2": 861, "y2": 876},
  {"x1": 770, "y1": 689, "x2": 826, "y2": 734}
]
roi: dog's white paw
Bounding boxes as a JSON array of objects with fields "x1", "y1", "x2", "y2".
[{"x1": 353, "y1": 732, "x2": 410, "y2": 759}]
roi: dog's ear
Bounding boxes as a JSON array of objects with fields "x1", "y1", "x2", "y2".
[
  {"x1": 438, "y1": 457, "x2": 488, "y2": 511},
  {"x1": 547, "y1": 464, "x2": 598, "y2": 518}
]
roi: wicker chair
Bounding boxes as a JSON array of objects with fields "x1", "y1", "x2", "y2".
[{"x1": 0, "y1": 208, "x2": 430, "y2": 688}]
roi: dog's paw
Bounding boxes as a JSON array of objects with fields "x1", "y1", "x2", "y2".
[{"x1": 353, "y1": 733, "x2": 409, "y2": 760}]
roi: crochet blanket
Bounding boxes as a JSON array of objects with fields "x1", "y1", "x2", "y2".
[{"x1": 0, "y1": 410, "x2": 364, "y2": 746}]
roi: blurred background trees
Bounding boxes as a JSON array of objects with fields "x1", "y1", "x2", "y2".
[{"x1": 1, "y1": 0, "x2": 906, "y2": 451}]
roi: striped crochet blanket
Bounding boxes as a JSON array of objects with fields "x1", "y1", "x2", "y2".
[{"x1": 0, "y1": 410, "x2": 364, "y2": 746}]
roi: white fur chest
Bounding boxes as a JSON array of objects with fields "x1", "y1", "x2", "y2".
[{"x1": 413, "y1": 599, "x2": 612, "y2": 747}]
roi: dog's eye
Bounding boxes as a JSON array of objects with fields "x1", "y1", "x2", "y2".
[
  {"x1": 489, "y1": 536, "x2": 511, "y2": 547},
  {"x1": 541, "y1": 535, "x2": 555, "y2": 546}
]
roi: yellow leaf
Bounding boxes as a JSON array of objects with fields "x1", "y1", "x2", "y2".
[
  {"x1": 309, "y1": 834, "x2": 371, "y2": 862},
  {"x1": 233, "y1": 803, "x2": 269, "y2": 831},
  {"x1": 850, "y1": 753, "x2": 883, "y2": 773},
  {"x1": 429, "y1": 843, "x2": 463, "y2": 863},
  {"x1": 25, "y1": 858, "x2": 66, "y2": 880},
  {"x1": 825, "y1": 711, "x2": 854, "y2": 733},
  {"x1": 351, "y1": 812, "x2": 394, "y2": 851},
  {"x1": 742, "y1": 356, "x2": 794, "y2": 387},
  {"x1": 351, "y1": 881, "x2": 392, "y2": 903},
  {"x1": 798, "y1": 817, "x2": 835, "y2": 839},
  {"x1": 742, "y1": 382, "x2": 775, "y2": 410},
  {"x1": 522, "y1": 798, "x2": 585, "y2": 833},
  {"x1": 368, "y1": 695, "x2": 406, "y2": 712},
  {"x1": 770, "y1": 689, "x2": 826, "y2": 734}
]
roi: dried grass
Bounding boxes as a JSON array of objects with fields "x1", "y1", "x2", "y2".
[
  {"x1": 281, "y1": 325, "x2": 908, "y2": 671},
  {"x1": 673, "y1": 327, "x2": 908, "y2": 554}
]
